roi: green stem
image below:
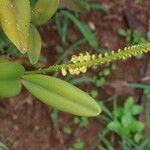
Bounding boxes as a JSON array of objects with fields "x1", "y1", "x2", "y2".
[{"x1": 25, "y1": 43, "x2": 150, "y2": 75}]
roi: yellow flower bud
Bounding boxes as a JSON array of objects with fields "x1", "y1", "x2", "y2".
[{"x1": 61, "y1": 69, "x2": 67, "y2": 76}]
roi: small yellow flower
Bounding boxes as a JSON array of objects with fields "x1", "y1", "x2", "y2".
[
  {"x1": 74, "y1": 68, "x2": 80, "y2": 75},
  {"x1": 69, "y1": 68, "x2": 74, "y2": 75},
  {"x1": 61, "y1": 69, "x2": 67, "y2": 76},
  {"x1": 98, "y1": 54, "x2": 102, "y2": 58},
  {"x1": 92, "y1": 54, "x2": 96, "y2": 60},
  {"x1": 104, "y1": 53, "x2": 108, "y2": 57},
  {"x1": 71, "y1": 55, "x2": 79, "y2": 63},
  {"x1": 80, "y1": 66, "x2": 87, "y2": 73},
  {"x1": 111, "y1": 51, "x2": 114, "y2": 54},
  {"x1": 84, "y1": 52, "x2": 91, "y2": 61},
  {"x1": 78, "y1": 53, "x2": 85, "y2": 62}
]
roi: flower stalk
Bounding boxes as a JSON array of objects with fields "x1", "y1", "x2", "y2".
[{"x1": 25, "y1": 43, "x2": 150, "y2": 75}]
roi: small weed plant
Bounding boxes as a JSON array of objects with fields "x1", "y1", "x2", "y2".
[{"x1": 108, "y1": 97, "x2": 144, "y2": 143}]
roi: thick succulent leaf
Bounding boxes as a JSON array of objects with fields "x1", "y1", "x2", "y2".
[
  {"x1": 28, "y1": 24, "x2": 41, "y2": 64},
  {"x1": 0, "y1": 80, "x2": 22, "y2": 97},
  {"x1": 60, "y1": 0, "x2": 90, "y2": 12},
  {"x1": 22, "y1": 74, "x2": 101, "y2": 116},
  {"x1": 0, "y1": 62, "x2": 25, "y2": 80},
  {"x1": 32, "y1": 0, "x2": 60, "y2": 26},
  {"x1": 0, "y1": 0, "x2": 31, "y2": 54}
]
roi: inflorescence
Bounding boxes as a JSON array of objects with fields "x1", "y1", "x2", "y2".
[{"x1": 61, "y1": 43, "x2": 150, "y2": 76}]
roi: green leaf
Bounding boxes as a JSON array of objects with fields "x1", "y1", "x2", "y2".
[
  {"x1": 108, "y1": 121, "x2": 130, "y2": 136},
  {"x1": 73, "y1": 139, "x2": 84, "y2": 150},
  {"x1": 96, "y1": 77, "x2": 105, "y2": 87},
  {"x1": 73, "y1": 117, "x2": 88, "y2": 127},
  {"x1": 90, "y1": 3, "x2": 109, "y2": 13},
  {"x1": 0, "y1": 80, "x2": 22, "y2": 97},
  {"x1": 113, "y1": 107, "x2": 124, "y2": 117},
  {"x1": 60, "y1": 11, "x2": 98, "y2": 50},
  {"x1": 60, "y1": 0, "x2": 90, "y2": 12},
  {"x1": 22, "y1": 74, "x2": 101, "y2": 116},
  {"x1": 124, "y1": 97, "x2": 134, "y2": 108},
  {"x1": 0, "y1": 0, "x2": 31, "y2": 54},
  {"x1": 0, "y1": 62, "x2": 24, "y2": 97},
  {"x1": 134, "y1": 133, "x2": 143, "y2": 143},
  {"x1": 107, "y1": 121, "x2": 120, "y2": 131},
  {"x1": 132, "y1": 105, "x2": 143, "y2": 115},
  {"x1": 121, "y1": 113, "x2": 132, "y2": 127},
  {"x1": 0, "y1": 62, "x2": 25, "y2": 80},
  {"x1": 117, "y1": 126, "x2": 130, "y2": 136},
  {"x1": 118, "y1": 29, "x2": 127, "y2": 37},
  {"x1": 73, "y1": 117, "x2": 80, "y2": 124},
  {"x1": 28, "y1": 24, "x2": 41, "y2": 64},
  {"x1": 79, "y1": 117, "x2": 89, "y2": 127},
  {"x1": 130, "y1": 120, "x2": 144, "y2": 132},
  {"x1": 63, "y1": 127, "x2": 72, "y2": 134},
  {"x1": 32, "y1": 0, "x2": 60, "y2": 26}
]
